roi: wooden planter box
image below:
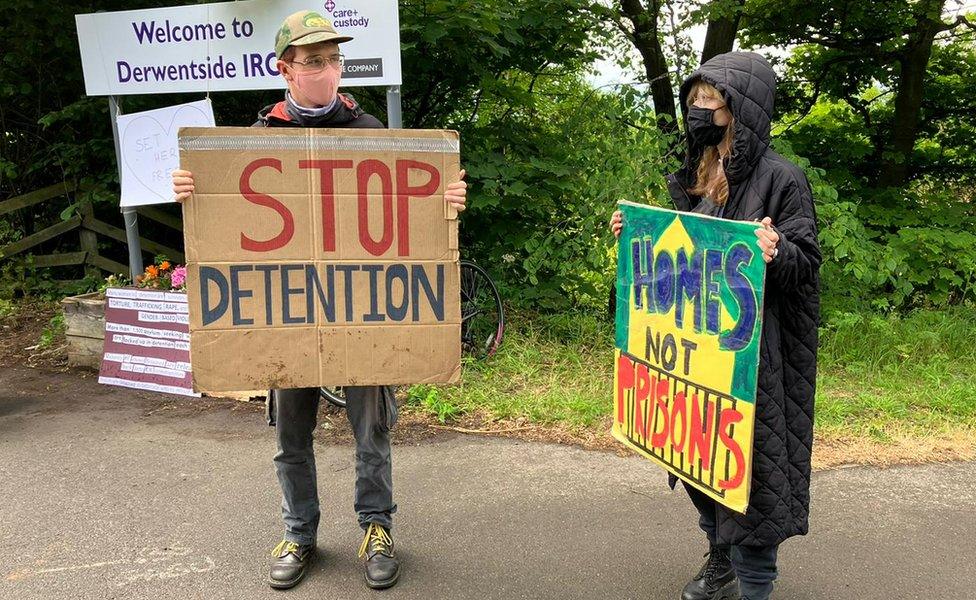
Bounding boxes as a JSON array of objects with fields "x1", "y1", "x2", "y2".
[{"x1": 61, "y1": 292, "x2": 106, "y2": 369}]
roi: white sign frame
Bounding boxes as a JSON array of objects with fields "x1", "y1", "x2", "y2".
[{"x1": 76, "y1": 0, "x2": 402, "y2": 96}]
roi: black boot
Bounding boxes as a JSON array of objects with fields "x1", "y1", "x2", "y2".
[
  {"x1": 358, "y1": 522, "x2": 400, "y2": 589},
  {"x1": 681, "y1": 545, "x2": 738, "y2": 600},
  {"x1": 268, "y1": 540, "x2": 315, "y2": 590}
]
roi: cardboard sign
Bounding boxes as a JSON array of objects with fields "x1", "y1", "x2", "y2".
[
  {"x1": 98, "y1": 287, "x2": 200, "y2": 397},
  {"x1": 612, "y1": 202, "x2": 766, "y2": 513},
  {"x1": 178, "y1": 127, "x2": 461, "y2": 392},
  {"x1": 119, "y1": 99, "x2": 215, "y2": 207},
  {"x1": 75, "y1": 0, "x2": 402, "y2": 95}
]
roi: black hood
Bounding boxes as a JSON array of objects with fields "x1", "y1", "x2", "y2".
[{"x1": 674, "y1": 51, "x2": 776, "y2": 193}]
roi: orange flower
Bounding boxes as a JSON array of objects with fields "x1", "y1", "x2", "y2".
[
  {"x1": 145, "y1": 265, "x2": 159, "y2": 278},
  {"x1": 160, "y1": 261, "x2": 171, "y2": 271}
]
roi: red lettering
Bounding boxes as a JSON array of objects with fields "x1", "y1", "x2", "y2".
[
  {"x1": 634, "y1": 361, "x2": 651, "y2": 438},
  {"x1": 718, "y1": 408, "x2": 746, "y2": 490},
  {"x1": 356, "y1": 160, "x2": 394, "y2": 256},
  {"x1": 616, "y1": 353, "x2": 635, "y2": 424},
  {"x1": 299, "y1": 159, "x2": 353, "y2": 252},
  {"x1": 239, "y1": 158, "x2": 293, "y2": 252},
  {"x1": 650, "y1": 378, "x2": 670, "y2": 448},
  {"x1": 670, "y1": 390, "x2": 688, "y2": 451},
  {"x1": 395, "y1": 160, "x2": 440, "y2": 256},
  {"x1": 687, "y1": 394, "x2": 715, "y2": 466}
]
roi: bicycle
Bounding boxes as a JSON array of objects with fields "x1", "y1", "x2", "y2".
[{"x1": 318, "y1": 259, "x2": 504, "y2": 407}]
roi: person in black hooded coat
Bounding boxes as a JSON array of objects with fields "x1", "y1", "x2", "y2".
[{"x1": 611, "y1": 51, "x2": 821, "y2": 600}]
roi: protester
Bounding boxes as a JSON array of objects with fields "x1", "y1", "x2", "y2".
[
  {"x1": 173, "y1": 10, "x2": 467, "y2": 591},
  {"x1": 611, "y1": 51, "x2": 821, "y2": 600}
]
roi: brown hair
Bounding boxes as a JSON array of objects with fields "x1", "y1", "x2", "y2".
[
  {"x1": 687, "y1": 81, "x2": 735, "y2": 206},
  {"x1": 280, "y1": 46, "x2": 297, "y2": 63}
]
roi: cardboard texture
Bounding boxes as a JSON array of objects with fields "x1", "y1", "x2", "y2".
[
  {"x1": 178, "y1": 127, "x2": 461, "y2": 392},
  {"x1": 612, "y1": 202, "x2": 766, "y2": 514}
]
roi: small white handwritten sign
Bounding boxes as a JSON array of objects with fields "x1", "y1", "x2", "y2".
[{"x1": 118, "y1": 99, "x2": 215, "y2": 207}]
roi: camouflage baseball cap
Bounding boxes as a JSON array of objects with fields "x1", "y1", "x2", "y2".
[{"x1": 275, "y1": 10, "x2": 353, "y2": 59}]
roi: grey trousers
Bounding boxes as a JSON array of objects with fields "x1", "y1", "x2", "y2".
[{"x1": 271, "y1": 386, "x2": 398, "y2": 545}]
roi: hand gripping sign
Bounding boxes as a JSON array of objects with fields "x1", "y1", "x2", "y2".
[
  {"x1": 178, "y1": 127, "x2": 461, "y2": 392},
  {"x1": 612, "y1": 202, "x2": 766, "y2": 513}
]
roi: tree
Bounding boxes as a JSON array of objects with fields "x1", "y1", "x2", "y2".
[
  {"x1": 700, "y1": 0, "x2": 746, "y2": 62},
  {"x1": 607, "y1": 1, "x2": 680, "y2": 133},
  {"x1": 595, "y1": 0, "x2": 746, "y2": 133},
  {"x1": 742, "y1": 0, "x2": 976, "y2": 187}
]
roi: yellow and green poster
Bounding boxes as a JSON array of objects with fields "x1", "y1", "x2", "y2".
[{"x1": 612, "y1": 201, "x2": 766, "y2": 514}]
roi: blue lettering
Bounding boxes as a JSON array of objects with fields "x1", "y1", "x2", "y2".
[
  {"x1": 385, "y1": 264, "x2": 409, "y2": 322},
  {"x1": 653, "y1": 252, "x2": 675, "y2": 314},
  {"x1": 229, "y1": 265, "x2": 253, "y2": 326},
  {"x1": 631, "y1": 239, "x2": 654, "y2": 310},
  {"x1": 363, "y1": 265, "x2": 386, "y2": 322},
  {"x1": 117, "y1": 61, "x2": 131, "y2": 83},
  {"x1": 335, "y1": 265, "x2": 359, "y2": 322},
  {"x1": 254, "y1": 265, "x2": 278, "y2": 325},
  {"x1": 200, "y1": 266, "x2": 229, "y2": 326},
  {"x1": 721, "y1": 243, "x2": 758, "y2": 351},
  {"x1": 704, "y1": 249, "x2": 723, "y2": 335},
  {"x1": 412, "y1": 264, "x2": 444, "y2": 321},
  {"x1": 280, "y1": 264, "x2": 305, "y2": 324},
  {"x1": 305, "y1": 265, "x2": 336, "y2": 323},
  {"x1": 675, "y1": 249, "x2": 703, "y2": 331}
]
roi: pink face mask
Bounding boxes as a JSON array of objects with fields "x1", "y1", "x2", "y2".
[{"x1": 292, "y1": 67, "x2": 340, "y2": 107}]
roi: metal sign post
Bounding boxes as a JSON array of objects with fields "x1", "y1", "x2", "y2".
[
  {"x1": 386, "y1": 86, "x2": 402, "y2": 129},
  {"x1": 108, "y1": 96, "x2": 143, "y2": 278}
]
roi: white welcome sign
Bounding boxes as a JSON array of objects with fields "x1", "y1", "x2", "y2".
[
  {"x1": 75, "y1": 0, "x2": 402, "y2": 95},
  {"x1": 118, "y1": 99, "x2": 215, "y2": 207}
]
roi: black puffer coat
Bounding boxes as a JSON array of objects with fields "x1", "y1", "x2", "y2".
[{"x1": 667, "y1": 52, "x2": 822, "y2": 547}]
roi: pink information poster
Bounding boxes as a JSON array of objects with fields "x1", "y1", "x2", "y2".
[{"x1": 98, "y1": 287, "x2": 199, "y2": 397}]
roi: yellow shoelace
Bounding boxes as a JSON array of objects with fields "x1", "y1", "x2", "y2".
[
  {"x1": 357, "y1": 523, "x2": 393, "y2": 559},
  {"x1": 272, "y1": 540, "x2": 301, "y2": 558}
]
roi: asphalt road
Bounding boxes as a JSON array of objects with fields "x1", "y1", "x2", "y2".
[{"x1": 1, "y1": 366, "x2": 973, "y2": 600}]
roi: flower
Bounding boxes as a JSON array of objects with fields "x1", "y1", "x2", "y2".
[
  {"x1": 160, "y1": 260, "x2": 171, "y2": 271},
  {"x1": 145, "y1": 265, "x2": 159, "y2": 278},
  {"x1": 170, "y1": 266, "x2": 187, "y2": 289}
]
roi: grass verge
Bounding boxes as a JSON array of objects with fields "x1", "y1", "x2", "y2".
[{"x1": 404, "y1": 307, "x2": 976, "y2": 467}]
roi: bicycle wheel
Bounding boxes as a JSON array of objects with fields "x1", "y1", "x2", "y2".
[
  {"x1": 460, "y1": 261, "x2": 505, "y2": 359},
  {"x1": 319, "y1": 386, "x2": 347, "y2": 408}
]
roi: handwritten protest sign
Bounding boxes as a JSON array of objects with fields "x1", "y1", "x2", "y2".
[
  {"x1": 178, "y1": 127, "x2": 461, "y2": 392},
  {"x1": 612, "y1": 202, "x2": 766, "y2": 513},
  {"x1": 118, "y1": 99, "x2": 215, "y2": 207},
  {"x1": 98, "y1": 287, "x2": 199, "y2": 397}
]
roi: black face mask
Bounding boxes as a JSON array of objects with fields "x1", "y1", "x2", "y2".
[{"x1": 687, "y1": 106, "x2": 727, "y2": 147}]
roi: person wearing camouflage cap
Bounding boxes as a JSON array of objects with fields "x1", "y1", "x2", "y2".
[{"x1": 171, "y1": 9, "x2": 469, "y2": 593}]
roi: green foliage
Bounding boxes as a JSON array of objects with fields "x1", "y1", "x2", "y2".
[
  {"x1": 817, "y1": 305, "x2": 976, "y2": 437},
  {"x1": 0, "y1": 256, "x2": 100, "y2": 301},
  {"x1": 390, "y1": 0, "x2": 600, "y2": 128},
  {"x1": 458, "y1": 79, "x2": 677, "y2": 311},
  {"x1": 0, "y1": 298, "x2": 15, "y2": 319},
  {"x1": 38, "y1": 313, "x2": 65, "y2": 349},
  {"x1": 406, "y1": 384, "x2": 461, "y2": 423},
  {"x1": 775, "y1": 137, "x2": 976, "y2": 312}
]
